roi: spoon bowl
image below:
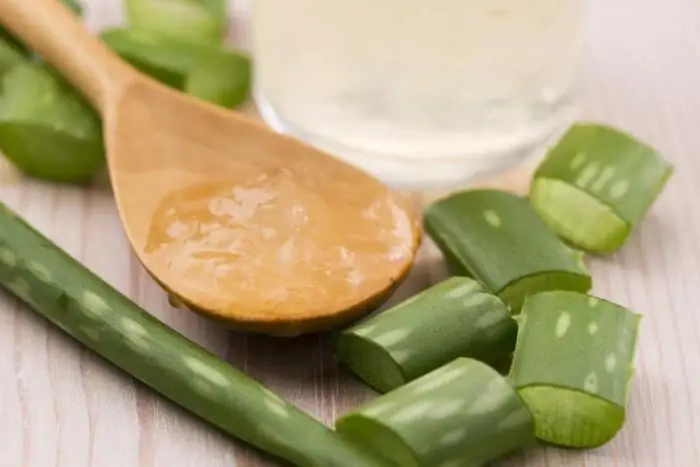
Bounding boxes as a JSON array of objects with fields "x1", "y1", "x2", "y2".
[{"x1": 0, "y1": 0, "x2": 421, "y2": 336}]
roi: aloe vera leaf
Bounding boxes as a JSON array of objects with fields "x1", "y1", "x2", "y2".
[
  {"x1": 0, "y1": 62, "x2": 104, "y2": 183},
  {"x1": 530, "y1": 123, "x2": 673, "y2": 253},
  {"x1": 510, "y1": 291, "x2": 641, "y2": 448},
  {"x1": 125, "y1": 0, "x2": 227, "y2": 46},
  {"x1": 336, "y1": 277, "x2": 517, "y2": 393},
  {"x1": 185, "y1": 51, "x2": 251, "y2": 108},
  {"x1": 424, "y1": 189, "x2": 592, "y2": 312},
  {"x1": 336, "y1": 358, "x2": 535, "y2": 467},
  {"x1": 0, "y1": 202, "x2": 395, "y2": 467}
]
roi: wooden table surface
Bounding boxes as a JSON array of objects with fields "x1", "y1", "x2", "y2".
[{"x1": 1, "y1": 0, "x2": 700, "y2": 466}]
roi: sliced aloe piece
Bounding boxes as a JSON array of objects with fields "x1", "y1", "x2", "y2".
[
  {"x1": 424, "y1": 189, "x2": 592, "y2": 312},
  {"x1": 0, "y1": 63, "x2": 104, "y2": 183},
  {"x1": 531, "y1": 123, "x2": 674, "y2": 253},
  {"x1": 0, "y1": 202, "x2": 395, "y2": 467},
  {"x1": 510, "y1": 291, "x2": 641, "y2": 448},
  {"x1": 185, "y1": 52, "x2": 251, "y2": 108},
  {"x1": 336, "y1": 277, "x2": 517, "y2": 393},
  {"x1": 336, "y1": 358, "x2": 536, "y2": 467},
  {"x1": 125, "y1": 0, "x2": 227, "y2": 45}
]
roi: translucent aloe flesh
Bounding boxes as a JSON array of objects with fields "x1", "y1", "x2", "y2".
[
  {"x1": 336, "y1": 277, "x2": 517, "y2": 393},
  {"x1": 531, "y1": 123, "x2": 674, "y2": 253},
  {"x1": 0, "y1": 63, "x2": 104, "y2": 183},
  {"x1": 510, "y1": 291, "x2": 641, "y2": 448},
  {"x1": 125, "y1": 0, "x2": 227, "y2": 45},
  {"x1": 0, "y1": 203, "x2": 394, "y2": 467},
  {"x1": 336, "y1": 358, "x2": 536, "y2": 467},
  {"x1": 424, "y1": 189, "x2": 592, "y2": 312}
]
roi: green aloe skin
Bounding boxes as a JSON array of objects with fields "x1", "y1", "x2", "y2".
[
  {"x1": 336, "y1": 358, "x2": 536, "y2": 467},
  {"x1": 424, "y1": 189, "x2": 592, "y2": 312},
  {"x1": 0, "y1": 202, "x2": 394, "y2": 467},
  {"x1": 510, "y1": 291, "x2": 641, "y2": 448},
  {"x1": 0, "y1": 63, "x2": 104, "y2": 183},
  {"x1": 530, "y1": 123, "x2": 674, "y2": 254},
  {"x1": 336, "y1": 277, "x2": 517, "y2": 393}
]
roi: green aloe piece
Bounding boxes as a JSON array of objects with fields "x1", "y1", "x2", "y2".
[
  {"x1": 0, "y1": 63, "x2": 104, "y2": 183},
  {"x1": 530, "y1": 123, "x2": 674, "y2": 254},
  {"x1": 185, "y1": 51, "x2": 251, "y2": 108},
  {"x1": 336, "y1": 277, "x2": 517, "y2": 393},
  {"x1": 0, "y1": 202, "x2": 394, "y2": 467},
  {"x1": 510, "y1": 291, "x2": 641, "y2": 448},
  {"x1": 125, "y1": 0, "x2": 227, "y2": 46},
  {"x1": 101, "y1": 28, "x2": 251, "y2": 109},
  {"x1": 336, "y1": 358, "x2": 536, "y2": 467},
  {"x1": 424, "y1": 189, "x2": 592, "y2": 312},
  {"x1": 0, "y1": 37, "x2": 24, "y2": 79}
]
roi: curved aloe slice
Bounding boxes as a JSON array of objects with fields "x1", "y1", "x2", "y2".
[
  {"x1": 336, "y1": 358, "x2": 535, "y2": 467},
  {"x1": 336, "y1": 277, "x2": 517, "y2": 393},
  {"x1": 0, "y1": 203, "x2": 394, "y2": 467},
  {"x1": 0, "y1": 63, "x2": 104, "y2": 183},
  {"x1": 125, "y1": 0, "x2": 227, "y2": 45},
  {"x1": 510, "y1": 291, "x2": 641, "y2": 448},
  {"x1": 531, "y1": 123, "x2": 674, "y2": 254},
  {"x1": 185, "y1": 52, "x2": 251, "y2": 108},
  {"x1": 424, "y1": 189, "x2": 592, "y2": 312}
]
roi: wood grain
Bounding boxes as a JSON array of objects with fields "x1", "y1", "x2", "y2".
[{"x1": 1, "y1": 0, "x2": 699, "y2": 466}]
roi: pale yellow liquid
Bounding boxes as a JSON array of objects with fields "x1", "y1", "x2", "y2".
[{"x1": 252, "y1": 0, "x2": 587, "y2": 186}]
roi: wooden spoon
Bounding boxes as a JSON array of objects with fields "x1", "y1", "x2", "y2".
[{"x1": 0, "y1": 0, "x2": 421, "y2": 337}]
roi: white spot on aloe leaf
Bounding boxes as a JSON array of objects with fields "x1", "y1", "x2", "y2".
[
  {"x1": 373, "y1": 328, "x2": 411, "y2": 347},
  {"x1": 6, "y1": 278, "x2": 33, "y2": 302},
  {"x1": 588, "y1": 322, "x2": 599, "y2": 335},
  {"x1": 610, "y1": 179, "x2": 630, "y2": 199},
  {"x1": 584, "y1": 372, "x2": 598, "y2": 393},
  {"x1": 576, "y1": 162, "x2": 600, "y2": 188},
  {"x1": 445, "y1": 281, "x2": 479, "y2": 299},
  {"x1": 28, "y1": 262, "x2": 52, "y2": 283},
  {"x1": 605, "y1": 354, "x2": 618, "y2": 373},
  {"x1": 183, "y1": 356, "x2": 230, "y2": 387},
  {"x1": 570, "y1": 152, "x2": 587, "y2": 169},
  {"x1": 556, "y1": 312, "x2": 571, "y2": 338},
  {"x1": 498, "y1": 408, "x2": 532, "y2": 431},
  {"x1": 390, "y1": 400, "x2": 433, "y2": 424},
  {"x1": 412, "y1": 366, "x2": 468, "y2": 394},
  {"x1": 483, "y1": 210, "x2": 502, "y2": 228},
  {"x1": 468, "y1": 379, "x2": 511, "y2": 415},
  {"x1": 592, "y1": 166, "x2": 616, "y2": 192},
  {"x1": 79, "y1": 326, "x2": 100, "y2": 341},
  {"x1": 474, "y1": 308, "x2": 505, "y2": 330},
  {"x1": 462, "y1": 293, "x2": 491, "y2": 308},
  {"x1": 121, "y1": 318, "x2": 150, "y2": 350},
  {"x1": 430, "y1": 399, "x2": 466, "y2": 419},
  {"x1": 588, "y1": 297, "x2": 601, "y2": 308},
  {"x1": 440, "y1": 428, "x2": 466, "y2": 446},
  {"x1": 264, "y1": 398, "x2": 290, "y2": 418},
  {"x1": 0, "y1": 247, "x2": 16, "y2": 267},
  {"x1": 80, "y1": 291, "x2": 111, "y2": 317}
]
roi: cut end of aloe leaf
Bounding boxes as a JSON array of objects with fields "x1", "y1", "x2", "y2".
[
  {"x1": 185, "y1": 53, "x2": 251, "y2": 109},
  {"x1": 336, "y1": 416, "x2": 419, "y2": 467},
  {"x1": 500, "y1": 269, "x2": 592, "y2": 313},
  {"x1": 530, "y1": 178, "x2": 630, "y2": 254},
  {"x1": 518, "y1": 385, "x2": 625, "y2": 448},
  {"x1": 336, "y1": 334, "x2": 407, "y2": 393}
]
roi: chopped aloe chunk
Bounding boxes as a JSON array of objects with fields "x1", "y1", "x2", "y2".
[
  {"x1": 336, "y1": 358, "x2": 536, "y2": 467},
  {"x1": 424, "y1": 189, "x2": 592, "y2": 312},
  {"x1": 531, "y1": 123, "x2": 674, "y2": 253},
  {"x1": 510, "y1": 291, "x2": 641, "y2": 448},
  {"x1": 185, "y1": 52, "x2": 251, "y2": 108},
  {"x1": 0, "y1": 63, "x2": 104, "y2": 183},
  {"x1": 336, "y1": 277, "x2": 517, "y2": 393},
  {"x1": 125, "y1": 0, "x2": 227, "y2": 45},
  {"x1": 0, "y1": 202, "x2": 394, "y2": 467}
]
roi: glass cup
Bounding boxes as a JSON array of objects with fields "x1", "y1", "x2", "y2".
[{"x1": 251, "y1": 0, "x2": 588, "y2": 188}]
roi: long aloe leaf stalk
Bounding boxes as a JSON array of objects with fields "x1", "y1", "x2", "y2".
[
  {"x1": 510, "y1": 291, "x2": 641, "y2": 447},
  {"x1": 0, "y1": 202, "x2": 393, "y2": 467},
  {"x1": 336, "y1": 358, "x2": 535, "y2": 467},
  {"x1": 424, "y1": 189, "x2": 592, "y2": 312},
  {"x1": 336, "y1": 277, "x2": 517, "y2": 393}
]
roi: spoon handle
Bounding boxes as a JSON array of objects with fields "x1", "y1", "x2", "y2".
[{"x1": 0, "y1": 0, "x2": 138, "y2": 113}]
